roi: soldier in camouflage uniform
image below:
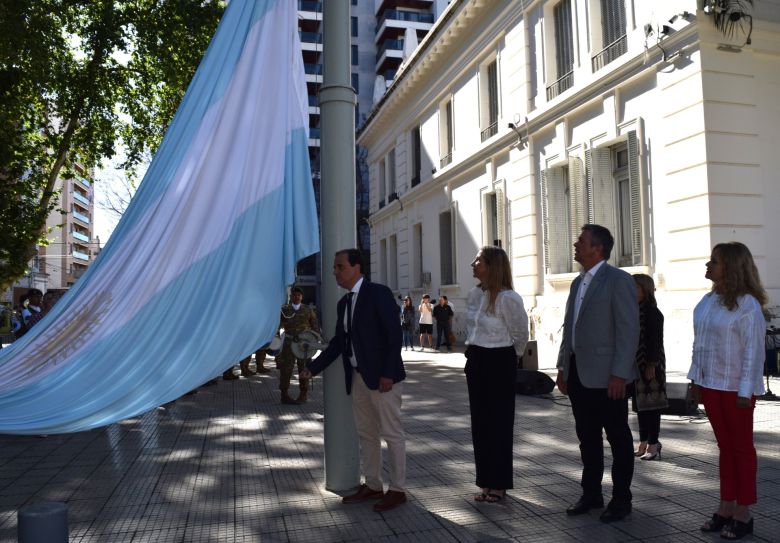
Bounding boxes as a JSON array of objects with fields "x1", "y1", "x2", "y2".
[{"x1": 276, "y1": 287, "x2": 319, "y2": 404}]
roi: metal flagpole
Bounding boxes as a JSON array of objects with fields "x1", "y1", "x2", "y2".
[{"x1": 319, "y1": 0, "x2": 360, "y2": 491}]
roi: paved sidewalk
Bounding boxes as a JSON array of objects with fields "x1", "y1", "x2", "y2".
[{"x1": 1, "y1": 350, "x2": 778, "y2": 542}]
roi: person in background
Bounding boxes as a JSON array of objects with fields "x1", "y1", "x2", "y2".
[
  {"x1": 418, "y1": 294, "x2": 434, "y2": 351},
  {"x1": 689, "y1": 242, "x2": 767, "y2": 540},
  {"x1": 401, "y1": 296, "x2": 416, "y2": 351},
  {"x1": 22, "y1": 289, "x2": 43, "y2": 325},
  {"x1": 433, "y1": 296, "x2": 454, "y2": 352},
  {"x1": 631, "y1": 274, "x2": 667, "y2": 461},
  {"x1": 275, "y1": 286, "x2": 319, "y2": 404},
  {"x1": 465, "y1": 246, "x2": 528, "y2": 503}
]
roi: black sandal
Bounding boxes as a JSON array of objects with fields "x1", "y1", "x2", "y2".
[
  {"x1": 720, "y1": 517, "x2": 753, "y2": 540},
  {"x1": 485, "y1": 491, "x2": 505, "y2": 503},
  {"x1": 701, "y1": 513, "x2": 732, "y2": 532}
]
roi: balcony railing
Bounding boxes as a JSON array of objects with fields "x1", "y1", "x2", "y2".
[
  {"x1": 72, "y1": 250, "x2": 90, "y2": 261},
  {"x1": 309, "y1": 127, "x2": 321, "y2": 140},
  {"x1": 411, "y1": 175, "x2": 420, "y2": 188},
  {"x1": 72, "y1": 231, "x2": 90, "y2": 243},
  {"x1": 591, "y1": 34, "x2": 627, "y2": 72},
  {"x1": 376, "y1": 9, "x2": 435, "y2": 33},
  {"x1": 72, "y1": 210, "x2": 90, "y2": 224},
  {"x1": 440, "y1": 152, "x2": 452, "y2": 168},
  {"x1": 388, "y1": 191, "x2": 398, "y2": 203},
  {"x1": 480, "y1": 121, "x2": 498, "y2": 142},
  {"x1": 375, "y1": 39, "x2": 404, "y2": 63},
  {"x1": 71, "y1": 267, "x2": 86, "y2": 279},
  {"x1": 299, "y1": 31, "x2": 322, "y2": 44},
  {"x1": 72, "y1": 191, "x2": 90, "y2": 206},
  {"x1": 74, "y1": 176, "x2": 91, "y2": 188},
  {"x1": 378, "y1": 199, "x2": 386, "y2": 209},
  {"x1": 308, "y1": 95, "x2": 318, "y2": 107},
  {"x1": 546, "y1": 70, "x2": 574, "y2": 101},
  {"x1": 304, "y1": 63, "x2": 323, "y2": 75},
  {"x1": 298, "y1": 0, "x2": 322, "y2": 12}
]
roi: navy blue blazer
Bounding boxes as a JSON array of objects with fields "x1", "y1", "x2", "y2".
[{"x1": 307, "y1": 278, "x2": 405, "y2": 394}]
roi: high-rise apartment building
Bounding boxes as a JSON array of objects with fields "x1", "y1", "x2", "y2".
[
  {"x1": 296, "y1": 0, "x2": 441, "y2": 303},
  {"x1": 37, "y1": 163, "x2": 96, "y2": 290},
  {"x1": 3, "y1": 163, "x2": 97, "y2": 307}
]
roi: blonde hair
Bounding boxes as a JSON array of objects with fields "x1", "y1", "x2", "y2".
[
  {"x1": 477, "y1": 246, "x2": 513, "y2": 313},
  {"x1": 712, "y1": 242, "x2": 767, "y2": 310}
]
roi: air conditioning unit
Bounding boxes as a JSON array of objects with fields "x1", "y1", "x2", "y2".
[{"x1": 422, "y1": 271, "x2": 431, "y2": 285}]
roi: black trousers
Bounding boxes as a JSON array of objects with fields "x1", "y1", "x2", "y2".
[
  {"x1": 465, "y1": 345, "x2": 517, "y2": 490},
  {"x1": 568, "y1": 358, "x2": 634, "y2": 504},
  {"x1": 435, "y1": 321, "x2": 452, "y2": 349},
  {"x1": 637, "y1": 410, "x2": 661, "y2": 444}
]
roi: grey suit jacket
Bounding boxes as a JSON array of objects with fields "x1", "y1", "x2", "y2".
[{"x1": 556, "y1": 262, "x2": 639, "y2": 388}]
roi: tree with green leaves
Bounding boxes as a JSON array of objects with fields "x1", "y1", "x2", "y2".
[{"x1": 0, "y1": 0, "x2": 225, "y2": 290}]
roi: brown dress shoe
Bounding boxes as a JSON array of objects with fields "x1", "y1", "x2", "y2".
[
  {"x1": 342, "y1": 484, "x2": 384, "y2": 504},
  {"x1": 373, "y1": 490, "x2": 407, "y2": 512}
]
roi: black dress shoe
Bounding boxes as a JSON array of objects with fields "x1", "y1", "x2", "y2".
[
  {"x1": 599, "y1": 502, "x2": 632, "y2": 523},
  {"x1": 566, "y1": 495, "x2": 604, "y2": 515}
]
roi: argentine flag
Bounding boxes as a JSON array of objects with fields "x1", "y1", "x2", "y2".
[{"x1": 0, "y1": 0, "x2": 319, "y2": 434}]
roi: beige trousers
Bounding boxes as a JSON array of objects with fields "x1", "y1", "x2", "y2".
[{"x1": 351, "y1": 369, "x2": 406, "y2": 492}]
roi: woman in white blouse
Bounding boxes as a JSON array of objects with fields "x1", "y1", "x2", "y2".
[
  {"x1": 689, "y1": 242, "x2": 767, "y2": 540},
  {"x1": 465, "y1": 246, "x2": 529, "y2": 503}
]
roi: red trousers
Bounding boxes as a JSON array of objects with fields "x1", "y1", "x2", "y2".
[{"x1": 701, "y1": 387, "x2": 758, "y2": 505}]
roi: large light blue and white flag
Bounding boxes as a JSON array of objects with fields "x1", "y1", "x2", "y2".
[{"x1": 0, "y1": 0, "x2": 319, "y2": 434}]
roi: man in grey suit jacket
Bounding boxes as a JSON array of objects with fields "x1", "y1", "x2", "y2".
[{"x1": 556, "y1": 224, "x2": 639, "y2": 523}]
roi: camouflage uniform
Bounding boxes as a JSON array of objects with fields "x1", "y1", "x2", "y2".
[{"x1": 276, "y1": 303, "x2": 319, "y2": 395}]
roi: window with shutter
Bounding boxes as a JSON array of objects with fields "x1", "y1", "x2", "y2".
[
  {"x1": 412, "y1": 223, "x2": 423, "y2": 288},
  {"x1": 592, "y1": 0, "x2": 627, "y2": 71},
  {"x1": 483, "y1": 189, "x2": 506, "y2": 248},
  {"x1": 584, "y1": 129, "x2": 644, "y2": 268},
  {"x1": 440, "y1": 208, "x2": 456, "y2": 285},
  {"x1": 586, "y1": 147, "x2": 618, "y2": 265},
  {"x1": 411, "y1": 126, "x2": 422, "y2": 186},
  {"x1": 541, "y1": 167, "x2": 573, "y2": 274},
  {"x1": 480, "y1": 59, "x2": 500, "y2": 141},
  {"x1": 378, "y1": 158, "x2": 386, "y2": 208}
]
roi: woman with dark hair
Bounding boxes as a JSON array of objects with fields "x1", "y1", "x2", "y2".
[
  {"x1": 465, "y1": 246, "x2": 528, "y2": 503},
  {"x1": 631, "y1": 274, "x2": 667, "y2": 460},
  {"x1": 689, "y1": 242, "x2": 767, "y2": 540},
  {"x1": 401, "y1": 296, "x2": 416, "y2": 351}
]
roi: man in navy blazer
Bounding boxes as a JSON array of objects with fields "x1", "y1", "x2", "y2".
[
  {"x1": 556, "y1": 225, "x2": 639, "y2": 523},
  {"x1": 301, "y1": 248, "x2": 407, "y2": 512}
]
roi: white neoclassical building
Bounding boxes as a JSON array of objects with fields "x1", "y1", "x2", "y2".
[{"x1": 357, "y1": 0, "x2": 780, "y2": 373}]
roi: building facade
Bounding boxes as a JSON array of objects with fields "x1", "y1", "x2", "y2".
[
  {"x1": 3, "y1": 163, "x2": 97, "y2": 306},
  {"x1": 358, "y1": 0, "x2": 780, "y2": 372}
]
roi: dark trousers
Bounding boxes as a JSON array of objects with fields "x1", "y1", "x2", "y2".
[
  {"x1": 568, "y1": 358, "x2": 634, "y2": 504},
  {"x1": 465, "y1": 345, "x2": 516, "y2": 489},
  {"x1": 637, "y1": 410, "x2": 661, "y2": 444},
  {"x1": 435, "y1": 321, "x2": 452, "y2": 349}
]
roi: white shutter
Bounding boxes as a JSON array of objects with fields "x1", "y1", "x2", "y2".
[
  {"x1": 627, "y1": 131, "x2": 642, "y2": 265},
  {"x1": 586, "y1": 147, "x2": 618, "y2": 265},
  {"x1": 568, "y1": 156, "x2": 586, "y2": 265},
  {"x1": 495, "y1": 188, "x2": 505, "y2": 249},
  {"x1": 543, "y1": 167, "x2": 570, "y2": 274},
  {"x1": 541, "y1": 170, "x2": 550, "y2": 272}
]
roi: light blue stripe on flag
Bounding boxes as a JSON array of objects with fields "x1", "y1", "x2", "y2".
[{"x1": 0, "y1": 1, "x2": 319, "y2": 434}]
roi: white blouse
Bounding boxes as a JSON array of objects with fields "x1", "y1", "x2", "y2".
[
  {"x1": 688, "y1": 292, "x2": 766, "y2": 398},
  {"x1": 465, "y1": 287, "x2": 529, "y2": 356}
]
